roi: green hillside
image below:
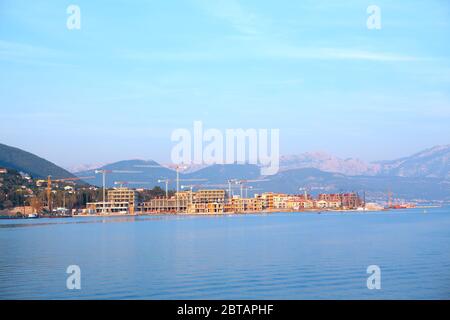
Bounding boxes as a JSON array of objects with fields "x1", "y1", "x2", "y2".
[{"x1": 0, "y1": 143, "x2": 75, "y2": 179}]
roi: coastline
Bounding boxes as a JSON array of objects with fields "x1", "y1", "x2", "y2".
[{"x1": 1, "y1": 208, "x2": 397, "y2": 220}]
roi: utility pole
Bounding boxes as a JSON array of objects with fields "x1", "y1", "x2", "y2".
[
  {"x1": 181, "y1": 185, "x2": 194, "y2": 211},
  {"x1": 47, "y1": 175, "x2": 52, "y2": 213},
  {"x1": 227, "y1": 179, "x2": 234, "y2": 203},
  {"x1": 176, "y1": 166, "x2": 180, "y2": 213},
  {"x1": 363, "y1": 190, "x2": 366, "y2": 209},
  {"x1": 158, "y1": 179, "x2": 169, "y2": 198},
  {"x1": 388, "y1": 189, "x2": 392, "y2": 208}
]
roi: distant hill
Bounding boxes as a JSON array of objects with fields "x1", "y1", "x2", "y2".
[
  {"x1": 75, "y1": 159, "x2": 177, "y2": 188},
  {"x1": 185, "y1": 164, "x2": 261, "y2": 184},
  {"x1": 279, "y1": 152, "x2": 374, "y2": 176},
  {"x1": 76, "y1": 160, "x2": 450, "y2": 202},
  {"x1": 280, "y1": 145, "x2": 450, "y2": 180},
  {"x1": 75, "y1": 145, "x2": 450, "y2": 201},
  {"x1": 3, "y1": 141, "x2": 447, "y2": 201},
  {"x1": 0, "y1": 143, "x2": 75, "y2": 179},
  {"x1": 373, "y1": 145, "x2": 450, "y2": 179},
  {"x1": 248, "y1": 168, "x2": 450, "y2": 202},
  {"x1": 75, "y1": 161, "x2": 262, "y2": 189}
]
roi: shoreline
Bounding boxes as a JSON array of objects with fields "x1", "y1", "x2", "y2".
[{"x1": 1, "y1": 207, "x2": 417, "y2": 219}]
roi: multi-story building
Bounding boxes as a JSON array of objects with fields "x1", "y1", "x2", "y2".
[
  {"x1": 317, "y1": 193, "x2": 361, "y2": 209},
  {"x1": 189, "y1": 202, "x2": 224, "y2": 214},
  {"x1": 107, "y1": 188, "x2": 137, "y2": 207},
  {"x1": 193, "y1": 189, "x2": 226, "y2": 204},
  {"x1": 140, "y1": 198, "x2": 188, "y2": 213},
  {"x1": 316, "y1": 200, "x2": 328, "y2": 209},
  {"x1": 340, "y1": 193, "x2": 362, "y2": 209},
  {"x1": 259, "y1": 192, "x2": 274, "y2": 210},
  {"x1": 86, "y1": 187, "x2": 138, "y2": 215},
  {"x1": 175, "y1": 191, "x2": 191, "y2": 201},
  {"x1": 225, "y1": 197, "x2": 264, "y2": 213},
  {"x1": 186, "y1": 189, "x2": 226, "y2": 213},
  {"x1": 245, "y1": 197, "x2": 263, "y2": 212},
  {"x1": 140, "y1": 189, "x2": 226, "y2": 214},
  {"x1": 273, "y1": 194, "x2": 289, "y2": 210},
  {"x1": 86, "y1": 201, "x2": 130, "y2": 214}
]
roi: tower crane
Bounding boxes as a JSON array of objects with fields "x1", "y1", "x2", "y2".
[
  {"x1": 45, "y1": 175, "x2": 95, "y2": 212},
  {"x1": 113, "y1": 181, "x2": 151, "y2": 188},
  {"x1": 233, "y1": 179, "x2": 270, "y2": 198},
  {"x1": 94, "y1": 169, "x2": 142, "y2": 213}
]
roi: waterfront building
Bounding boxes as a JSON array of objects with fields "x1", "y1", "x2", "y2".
[
  {"x1": 189, "y1": 202, "x2": 224, "y2": 214},
  {"x1": 140, "y1": 198, "x2": 188, "y2": 213},
  {"x1": 245, "y1": 197, "x2": 264, "y2": 212},
  {"x1": 300, "y1": 199, "x2": 315, "y2": 209},
  {"x1": 175, "y1": 191, "x2": 191, "y2": 200},
  {"x1": 316, "y1": 200, "x2": 328, "y2": 209},
  {"x1": 273, "y1": 194, "x2": 289, "y2": 210},
  {"x1": 259, "y1": 192, "x2": 274, "y2": 210},
  {"x1": 225, "y1": 197, "x2": 264, "y2": 213},
  {"x1": 193, "y1": 189, "x2": 226, "y2": 204},
  {"x1": 86, "y1": 187, "x2": 138, "y2": 215},
  {"x1": 107, "y1": 188, "x2": 137, "y2": 207},
  {"x1": 340, "y1": 193, "x2": 362, "y2": 209},
  {"x1": 86, "y1": 201, "x2": 130, "y2": 214},
  {"x1": 85, "y1": 185, "x2": 364, "y2": 214},
  {"x1": 317, "y1": 193, "x2": 362, "y2": 209}
]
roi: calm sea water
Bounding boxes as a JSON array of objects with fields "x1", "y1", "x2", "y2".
[{"x1": 0, "y1": 208, "x2": 449, "y2": 300}]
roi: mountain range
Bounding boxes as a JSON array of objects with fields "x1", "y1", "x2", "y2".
[
  {"x1": 74, "y1": 145, "x2": 450, "y2": 202},
  {"x1": 1, "y1": 142, "x2": 448, "y2": 202},
  {"x1": 279, "y1": 145, "x2": 450, "y2": 179}
]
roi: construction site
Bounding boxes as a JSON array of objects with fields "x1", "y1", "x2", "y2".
[
  {"x1": 1, "y1": 165, "x2": 382, "y2": 218},
  {"x1": 81, "y1": 170, "x2": 366, "y2": 215}
]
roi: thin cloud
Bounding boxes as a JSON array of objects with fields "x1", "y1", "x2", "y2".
[
  {"x1": 0, "y1": 40, "x2": 74, "y2": 67},
  {"x1": 118, "y1": 45, "x2": 421, "y2": 63},
  {"x1": 190, "y1": 0, "x2": 421, "y2": 63},
  {"x1": 266, "y1": 46, "x2": 421, "y2": 62}
]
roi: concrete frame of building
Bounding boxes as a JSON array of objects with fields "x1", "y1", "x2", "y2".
[
  {"x1": 140, "y1": 198, "x2": 188, "y2": 213},
  {"x1": 86, "y1": 201, "x2": 130, "y2": 214}
]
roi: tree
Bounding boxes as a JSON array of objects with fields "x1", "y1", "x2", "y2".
[
  {"x1": 30, "y1": 197, "x2": 43, "y2": 213},
  {"x1": 3, "y1": 200, "x2": 13, "y2": 209}
]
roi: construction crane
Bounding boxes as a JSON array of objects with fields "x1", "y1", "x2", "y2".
[
  {"x1": 133, "y1": 163, "x2": 183, "y2": 210},
  {"x1": 388, "y1": 189, "x2": 393, "y2": 208},
  {"x1": 180, "y1": 184, "x2": 195, "y2": 206},
  {"x1": 157, "y1": 177, "x2": 207, "y2": 198},
  {"x1": 157, "y1": 179, "x2": 170, "y2": 198},
  {"x1": 113, "y1": 181, "x2": 151, "y2": 188},
  {"x1": 227, "y1": 179, "x2": 237, "y2": 202},
  {"x1": 233, "y1": 179, "x2": 270, "y2": 198},
  {"x1": 180, "y1": 183, "x2": 223, "y2": 206},
  {"x1": 244, "y1": 186, "x2": 264, "y2": 198},
  {"x1": 299, "y1": 187, "x2": 311, "y2": 200},
  {"x1": 45, "y1": 175, "x2": 95, "y2": 212},
  {"x1": 94, "y1": 169, "x2": 142, "y2": 214},
  {"x1": 134, "y1": 163, "x2": 210, "y2": 213}
]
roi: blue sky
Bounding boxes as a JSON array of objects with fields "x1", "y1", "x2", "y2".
[{"x1": 1, "y1": 0, "x2": 449, "y2": 168}]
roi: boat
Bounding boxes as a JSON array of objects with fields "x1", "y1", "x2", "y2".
[{"x1": 26, "y1": 213, "x2": 39, "y2": 219}]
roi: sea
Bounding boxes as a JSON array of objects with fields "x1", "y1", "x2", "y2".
[{"x1": 0, "y1": 207, "x2": 449, "y2": 299}]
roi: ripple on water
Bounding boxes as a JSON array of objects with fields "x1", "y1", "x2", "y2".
[{"x1": 1, "y1": 208, "x2": 450, "y2": 299}]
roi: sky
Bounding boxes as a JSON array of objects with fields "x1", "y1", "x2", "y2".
[{"x1": 1, "y1": 0, "x2": 449, "y2": 169}]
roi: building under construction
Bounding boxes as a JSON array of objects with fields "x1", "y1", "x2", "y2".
[
  {"x1": 84, "y1": 186, "x2": 364, "y2": 215},
  {"x1": 86, "y1": 187, "x2": 137, "y2": 214}
]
